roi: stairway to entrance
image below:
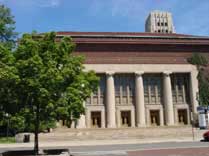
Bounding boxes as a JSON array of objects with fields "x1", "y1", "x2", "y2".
[{"x1": 38, "y1": 126, "x2": 207, "y2": 142}]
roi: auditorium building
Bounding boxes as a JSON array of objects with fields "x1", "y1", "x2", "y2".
[{"x1": 56, "y1": 11, "x2": 209, "y2": 128}]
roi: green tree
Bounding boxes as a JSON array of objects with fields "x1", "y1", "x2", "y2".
[
  {"x1": 0, "y1": 4, "x2": 19, "y2": 135},
  {"x1": 12, "y1": 32, "x2": 98, "y2": 154},
  {"x1": 0, "y1": 43, "x2": 20, "y2": 130},
  {"x1": 0, "y1": 4, "x2": 17, "y2": 49},
  {"x1": 187, "y1": 53, "x2": 209, "y2": 106}
]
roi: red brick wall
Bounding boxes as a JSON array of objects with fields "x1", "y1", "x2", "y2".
[{"x1": 74, "y1": 43, "x2": 209, "y2": 64}]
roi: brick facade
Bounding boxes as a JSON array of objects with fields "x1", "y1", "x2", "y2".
[{"x1": 56, "y1": 32, "x2": 209, "y2": 65}]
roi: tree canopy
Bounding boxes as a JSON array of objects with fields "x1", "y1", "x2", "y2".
[
  {"x1": 0, "y1": 29, "x2": 18, "y2": 129},
  {"x1": 0, "y1": 32, "x2": 99, "y2": 153},
  {"x1": 187, "y1": 53, "x2": 208, "y2": 68},
  {"x1": 187, "y1": 53, "x2": 209, "y2": 106},
  {"x1": 0, "y1": 4, "x2": 17, "y2": 48}
]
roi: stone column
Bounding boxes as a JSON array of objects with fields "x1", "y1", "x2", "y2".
[
  {"x1": 135, "y1": 71, "x2": 146, "y2": 127},
  {"x1": 174, "y1": 107, "x2": 178, "y2": 124},
  {"x1": 187, "y1": 108, "x2": 191, "y2": 125},
  {"x1": 77, "y1": 102, "x2": 86, "y2": 128},
  {"x1": 163, "y1": 71, "x2": 175, "y2": 126},
  {"x1": 190, "y1": 70, "x2": 199, "y2": 114},
  {"x1": 86, "y1": 109, "x2": 91, "y2": 128},
  {"x1": 160, "y1": 108, "x2": 164, "y2": 126},
  {"x1": 131, "y1": 108, "x2": 135, "y2": 127},
  {"x1": 189, "y1": 70, "x2": 199, "y2": 124},
  {"x1": 101, "y1": 109, "x2": 105, "y2": 128},
  {"x1": 147, "y1": 109, "x2": 151, "y2": 126},
  {"x1": 77, "y1": 115, "x2": 86, "y2": 128},
  {"x1": 106, "y1": 71, "x2": 116, "y2": 128},
  {"x1": 116, "y1": 108, "x2": 121, "y2": 128}
]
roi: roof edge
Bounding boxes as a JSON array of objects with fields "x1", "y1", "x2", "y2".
[{"x1": 56, "y1": 31, "x2": 209, "y2": 40}]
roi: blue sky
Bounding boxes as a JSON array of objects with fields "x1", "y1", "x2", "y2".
[{"x1": 1, "y1": 0, "x2": 209, "y2": 36}]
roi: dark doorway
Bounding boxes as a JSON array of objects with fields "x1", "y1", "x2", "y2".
[
  {"x1": 178, "y1": 109, "x2": 188, "y2": 125},
  {"x1": 91, "y1": 111, "x2": 102, "y2": 128},
  {"x1": 150, "y1": 110, "x2": 160, "y2": 126},
  {"x1": 121, "y1": 111, "x2": 131, "y2": 127}
]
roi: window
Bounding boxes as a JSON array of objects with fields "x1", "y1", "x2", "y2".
[
  {"x1": 165, "y1": 22, "x2": 168, "y2": 26},
  {"x1": 143, "y1": 75, "x2": 162, "y2": 105},
  {"x1": 100, "y1": 76, "x2": 106, "y2": 105},
  {"x1": 115, "y1": 76, "x2": 121, "y2": 104},
  {"x1": 86, "y1": 97, "x2": 91, "y2": 104},
  {"x1": 144, "y1": 81, "x2": 149, "y2": 103},
  {"x1": 161, "y1": 22, "x2": 164, "y2": 26},
  {"x1": 171, "y1": 74, "x2": 190, "y2": 104},
  {"x1": 86, "y1": 75, "x2": 106, "y2": 105},
  {"x1": 157, "y1": 22, "x2": 160, "y2": 26},
  {"x1": 114, "y1": 74, "x2": 135, "y2": 105}
]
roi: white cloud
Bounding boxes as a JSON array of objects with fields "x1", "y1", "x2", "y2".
[
  {"x1": 89, "y1": 0, "x2": 146, "y2": 17},
  {"x1": 6, "y1": 0, "x2": 61, "y2": 8},
  {"x1": 110, "y1": 0, "x2": 146, "y2": 17},
  {"x1": 88, "y1": 0, "x2": 148, "y2": 23},
  {"x1": 39, "y1": 0, "x2": 61, "y2": 8}
]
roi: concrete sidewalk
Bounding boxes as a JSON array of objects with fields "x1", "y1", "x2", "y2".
[{"x1": 0, "y1": 137, "x2": 201, "y2": 149}]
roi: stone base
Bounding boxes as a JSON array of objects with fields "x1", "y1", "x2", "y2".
[{"x1": 15, "y1": 133, "x2": 34, "y2": 143}]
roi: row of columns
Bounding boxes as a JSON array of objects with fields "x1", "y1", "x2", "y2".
[{"x1": 106, "y1": 71, "x2": 175, "y2": 128}]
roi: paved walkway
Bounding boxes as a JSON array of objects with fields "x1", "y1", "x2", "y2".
[
  {"x1": 0, "y1": 126, "x2": 207, "y2": 149},
  {"x1": 0, "y1": 137, "x2": 203, "y2": 148}
]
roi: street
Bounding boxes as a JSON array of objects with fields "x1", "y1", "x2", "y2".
[
  {"x1": 1, "y1": 141, "x2": 209, "y2": 156},
  {"x1": 128, "y1": 147, "x2": 209, "y2": 156},
  {"x1": 70, "y1": 141, "x2": 209, "y2": 156}
]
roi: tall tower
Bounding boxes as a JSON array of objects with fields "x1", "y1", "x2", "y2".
[{"x1": 145, "y1": 10, "x2": 175, "y2": 33}]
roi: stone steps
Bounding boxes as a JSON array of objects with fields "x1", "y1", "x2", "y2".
[{"x1": 37, "y1": 126, "x2": 207, "y2": 142}]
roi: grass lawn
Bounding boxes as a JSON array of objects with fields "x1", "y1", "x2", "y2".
[{"x1": 0, "y1": 137, "x2": 15, "y2": 143}]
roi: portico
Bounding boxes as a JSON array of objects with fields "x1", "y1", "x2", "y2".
[{"x1": 79, "y1": 64, "x2": 198, "y2": 128}]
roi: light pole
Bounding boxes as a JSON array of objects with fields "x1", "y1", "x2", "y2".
[{"x1": 5, "y1": 113, "x2": 9, "y2": 141}]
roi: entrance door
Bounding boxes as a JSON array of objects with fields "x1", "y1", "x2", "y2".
[
  {"x1": 91, "y1": 111, "x2": 101, "y2": 128},
  {"x1": 121, "y1": 111, "x2": 131, "y2": 127},
  {"x1": 150, "y1": 110, "x2": 160, "y2": 126},
  {"x1": 178, "y1": 109, "x2": 188, "y2": 125}
]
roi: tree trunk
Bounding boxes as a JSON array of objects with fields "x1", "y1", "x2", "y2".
[
  {"x1": 67, "y1": 118, "x2": 72, "y2": 128},
  {"x1": 34, "y1": 102, "x2": 40, "y2": 155}
]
